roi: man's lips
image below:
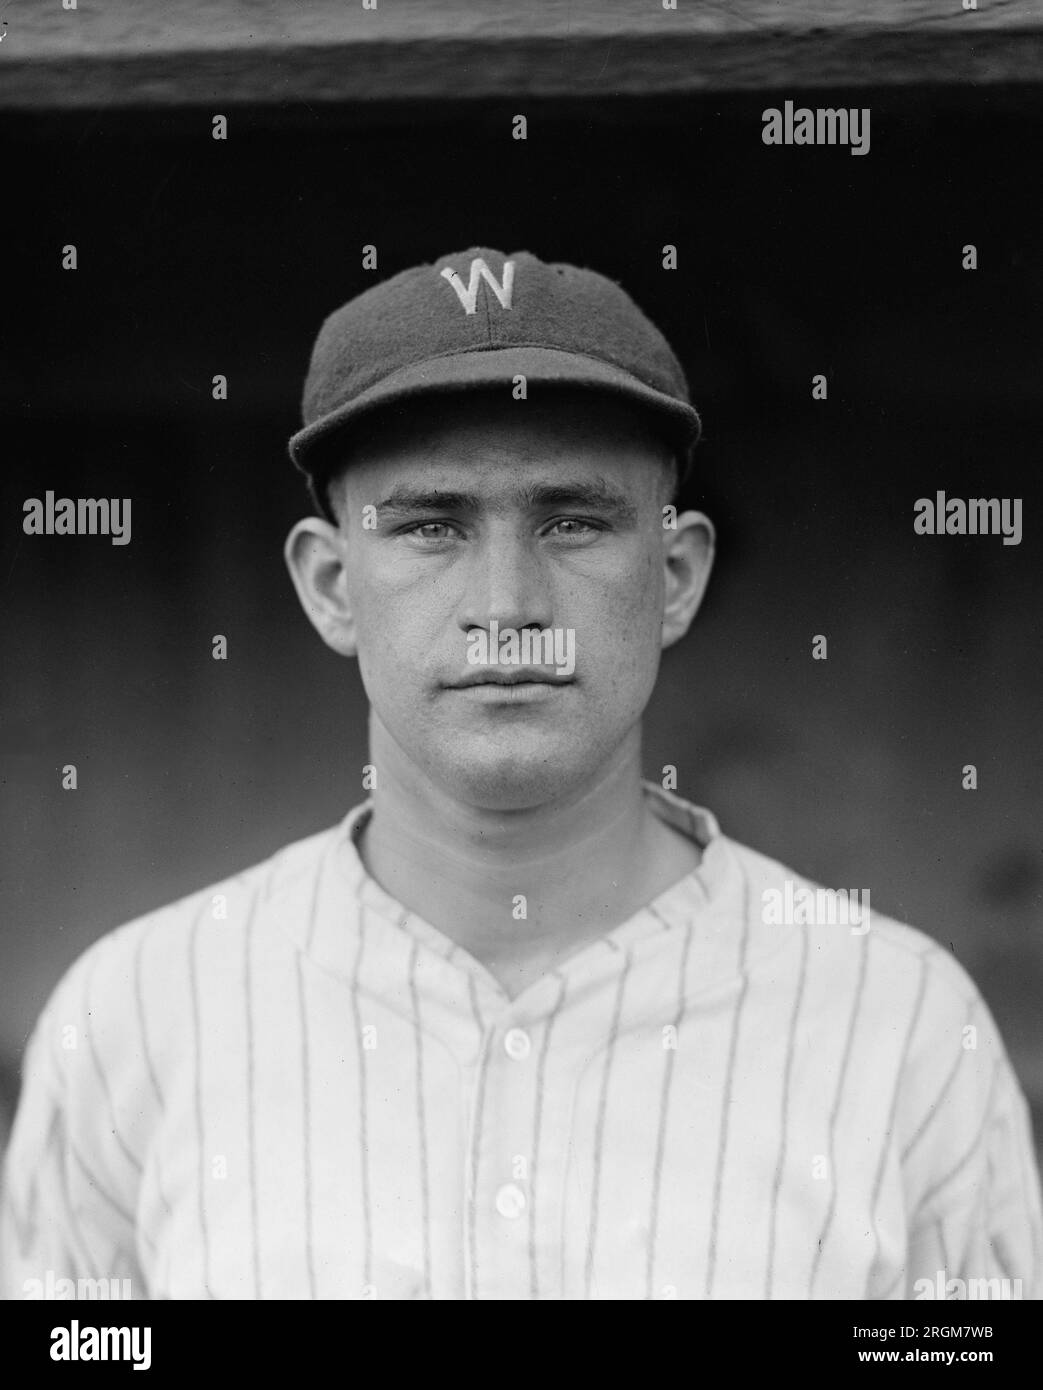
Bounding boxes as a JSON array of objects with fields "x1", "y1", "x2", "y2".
[{"x1": 446, "y1": 669, "x2": 574, "y2": 688}]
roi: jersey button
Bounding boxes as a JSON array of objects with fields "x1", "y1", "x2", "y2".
[
  {"x1": 494, "y1": 1184, "x2": 527, "y2": 1219},
  {"x1": 503, "y1": 1027, "x2": 532, "y2": 1060}
]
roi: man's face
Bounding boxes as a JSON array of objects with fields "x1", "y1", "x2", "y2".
[{"x1": 297, "y1": 392, "x2": 709, "y2": 811}]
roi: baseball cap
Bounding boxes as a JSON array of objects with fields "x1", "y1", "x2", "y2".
[{"x1": 288, "y1": 247, "x2": 701, "y2": 510}]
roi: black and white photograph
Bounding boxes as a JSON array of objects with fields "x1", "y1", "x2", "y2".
[{"x1": 1, "y1": 0, "x2": 1041, "y2": 1353}]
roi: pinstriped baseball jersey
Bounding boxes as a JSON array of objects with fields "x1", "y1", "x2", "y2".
[{"x1": 2, "y1": 784, "x2": 1041, "y2": 1300}]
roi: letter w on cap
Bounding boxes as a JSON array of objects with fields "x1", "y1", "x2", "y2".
[{"x1": 440, "y1": 257, "x2": 515, "y2": 315}]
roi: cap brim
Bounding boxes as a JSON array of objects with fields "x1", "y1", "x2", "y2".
[{"x1": 288, "y1": 345, "x2": 701, "y2": 479}]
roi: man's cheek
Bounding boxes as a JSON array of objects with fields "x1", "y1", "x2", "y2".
[
  {"x1": 354, "y1": 592, "x2": 430, "y2": 658},
  {"x1": 353, "y1": 608, "x2": 412, "y2": 689},
  {"x1": 578, "y1": 585, "x2": 660, "y2": 661}
]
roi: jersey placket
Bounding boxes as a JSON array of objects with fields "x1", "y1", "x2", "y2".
[{"x1": 463, "y1": 976, "x2": 550, "y2": 1300}]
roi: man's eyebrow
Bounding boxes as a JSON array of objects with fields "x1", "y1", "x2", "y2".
[
  {"x1": 521, "y1": 481, "x2": 636, "y2": 518},
  {"x1": 374, "y1": 480, "x2": 638, "y2": 520},
  {"x1": 375, "y1": 487, "x2": 483, "y2": 513}
]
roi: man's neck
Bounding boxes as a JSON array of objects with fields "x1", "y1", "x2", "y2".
[{"x1": 356, "y1": 721, "x2": 702, "y2": 997}]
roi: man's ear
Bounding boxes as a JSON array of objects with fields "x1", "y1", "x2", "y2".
[
  {"x1": 283, "y1": 517, "x2": 359, "y2": 658},
  {"x1": 661, "y1": 510, "x2": 715, "y2": 649}
]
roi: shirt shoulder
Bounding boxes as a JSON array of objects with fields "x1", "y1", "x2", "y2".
[
  {"x1": 723, "y1": 832, "x2": 992, "y2": 1014},
  {"x1": 722, "y1": 835, "x2": 1031, "y2": 1199},
  {"x1": 29, "y1": 819, "x2": 351, "y2": 1064}
]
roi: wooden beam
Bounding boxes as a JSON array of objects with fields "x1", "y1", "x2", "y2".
[{"x1": 1, "y1": 0, "x2": 1040, "y2": 107}]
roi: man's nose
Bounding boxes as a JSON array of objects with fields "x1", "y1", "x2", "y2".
[{"x1": 456, "y1": 531, "x2": 554, "y2": 634}]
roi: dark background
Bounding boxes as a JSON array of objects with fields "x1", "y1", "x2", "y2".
[{"x1": 2, "y1": 86, "x2": 1041, "y2": 1159}]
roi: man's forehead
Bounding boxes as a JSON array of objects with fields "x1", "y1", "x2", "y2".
[
  {"x1": 339, "y1": 392, "x2": 670, "y2": 491},
  {"x1": 363, "y1": 465, "x2": 647, "y2": 514}
]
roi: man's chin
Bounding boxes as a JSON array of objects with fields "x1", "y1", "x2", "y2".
[{"x1": 425, "y1": 744, "x2": 594, "y2": 813}]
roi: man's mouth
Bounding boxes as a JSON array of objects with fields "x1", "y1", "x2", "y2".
[{"x1": 447, "y1": 669, "x2": 574, "y2": 688}]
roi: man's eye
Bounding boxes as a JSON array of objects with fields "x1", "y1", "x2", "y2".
[
  {"x1": 405, "y1": 521, "x2": 458, "y2": 541},
  {"x1": 546, "y1": 517, "x2": 602, "y2": 538}
]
